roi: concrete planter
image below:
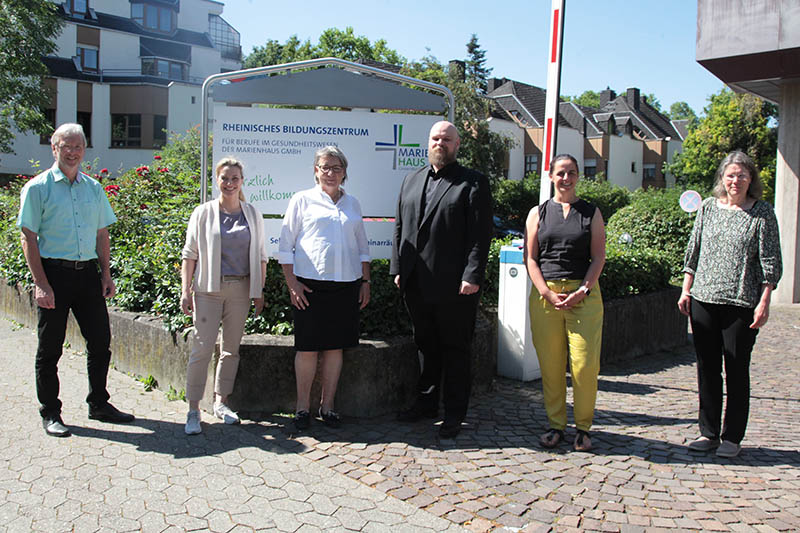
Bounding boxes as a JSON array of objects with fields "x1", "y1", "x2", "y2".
[
  {"x1": 0, "y1": 279, "x2": 496, "y2": 418},
  {"x1": 0, "y1": 279, "x2": 684, "y2": 417}
]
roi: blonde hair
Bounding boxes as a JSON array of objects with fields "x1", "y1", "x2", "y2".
[{"x1": 215, "y1": 157, "x2": 245, "y2": 201}]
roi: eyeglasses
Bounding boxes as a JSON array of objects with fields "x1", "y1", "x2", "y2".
[
  {"x1": 724, "y1": 173, "x2": 750, "y2": 182},
  {"x1": 57, "y1": 144, "x2": 85, "y2": 152},
  {"x1": 317, "y1": 165, "x2": 344, "y2": 174}
]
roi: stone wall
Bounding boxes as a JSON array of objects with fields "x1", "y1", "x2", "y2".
[
  {"x1": 0, "y1": 280, "x2": 685, "y2": 417},
  {"x1": 0, "y1": 280, "x2": 496, "y2": 418},
  {"x1": 601, "y1": 286, "x2": 687, "y2": 364}
]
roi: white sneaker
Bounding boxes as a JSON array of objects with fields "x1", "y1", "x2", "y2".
[
  {"x1": 213, "y1": 402, "x2": 240, "y2": 424},
  {"x1": 185, "y1": 410, "x2": 202, "y2": 435}
]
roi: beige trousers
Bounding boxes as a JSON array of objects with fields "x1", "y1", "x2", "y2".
[{"x1": 186, "y1": 278, "x2": 250, "y2": 402}]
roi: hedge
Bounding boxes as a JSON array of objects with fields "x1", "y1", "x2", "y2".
[{"x1": 0, "y1": 130, "x2": 675, "y2": 339}]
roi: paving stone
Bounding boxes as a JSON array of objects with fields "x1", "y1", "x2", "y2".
[{"x1": 3, "y1": 307, "x2": 800, "y2": 532}]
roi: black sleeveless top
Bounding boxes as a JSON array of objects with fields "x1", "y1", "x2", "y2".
[{"x1": 537, "y1": 198, "x2": 596, "y2": 280}]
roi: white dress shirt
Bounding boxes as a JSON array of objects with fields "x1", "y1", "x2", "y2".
[{"x1": 278, "y1": 185, "x2": 370, "y2": 281}]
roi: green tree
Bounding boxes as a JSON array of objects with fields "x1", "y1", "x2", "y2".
[
  {"x1": 668, "y1": 101, "x2": 699, "y2": 129},
  {"x1": 243, "y1": 35, "x2": 315, "y2": 68},
  {"x1": 644, "y1": 92, "x2": 662, "y2": 112},
  {"x1": 0, "y1": 0, "x2": 63, "y2": 157},
  {"x1": 563, "y1": 90, "x2": 601, "y2": 108},
  {"x1": 465, "y1": 34, "x2": 491, "y2": 93},
  {"x1": 666, "y1": 88, "x2": 777, "y2": 198},
  {"x1": 243, "y1": 27, "x2": 404, "y2": 68},
  {"x1": 402, "y1": 51, "x2": 513, "y2": 181}
]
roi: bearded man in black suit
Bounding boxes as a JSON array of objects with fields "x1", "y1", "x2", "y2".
[{"x1": 390, "y1": 120, "x2": 493, "y2": 439}]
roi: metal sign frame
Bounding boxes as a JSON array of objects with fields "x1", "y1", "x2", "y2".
[{"x1": 200, "y1": 57, "x2": 455, "y2": 202}]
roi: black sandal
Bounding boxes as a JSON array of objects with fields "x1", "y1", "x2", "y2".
[
  {"x1": 574, "y1": 429, "x2": 592, "y2": 452},
  {"x1": 540, "y1": 428, "x2": 564, "y2": 449}
]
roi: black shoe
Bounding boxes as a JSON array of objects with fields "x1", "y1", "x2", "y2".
[
  {"x1": 397, "y1": 403, "x2": 438, "y2": 422},
  {"x1": 294, "y1": 410, "x2": 310, "y2": 430},
  {"x1": 438, "y1": 420, "x2": 462, "y2": 439},
  {"x1": 88, "y1": 403, "x2": 135, "y2": 423},
  {"x1": 318, "y1": 408, "x2": 341, "y2": 428},
  {"x1": 43, "y1": 416, "x2": 71, "y2": 437}
]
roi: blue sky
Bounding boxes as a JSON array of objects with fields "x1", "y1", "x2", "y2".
[{"x1": 221, "y1": 0, "x2": 724, "y2": 116}]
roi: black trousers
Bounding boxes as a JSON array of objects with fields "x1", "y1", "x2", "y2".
[
  {"x1": 690, "y1": 299, "x2": 758, "y2": 444},
  {"x1": 36, "y1": 260, "x2": 112, "y2": 418},
  {"x1": 403, "y1": 279, "x2": 479, "y2": 424}
]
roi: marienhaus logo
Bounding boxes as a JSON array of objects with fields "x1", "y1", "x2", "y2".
[{"x1": 375, "y1": 124, "x2": 427, "y2": 170}]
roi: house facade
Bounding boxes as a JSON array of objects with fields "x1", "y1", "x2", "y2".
[
  {"x1": 2, "y1": 0, "x2": 240, "y2": 176},
  {"x1": 488, "y1": 79, "x2": 684, "y2": 191}
]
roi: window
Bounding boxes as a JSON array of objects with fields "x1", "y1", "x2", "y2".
[
  {"x1": 131, "y1": 2, "x2": 175, "y2": 33},
  {"x1": 77, "y1": 112, "x2": 92, "y2": 147},
  {"x1": 209, "y1": 14, "x2": 242, "y2": 61},
  {"x1": 142, "y1": 58, "x2": 187, "y2": 81},
  {"x1": 76, "y1": 47, "x2": 98, "y2": 72},
  {"x1": 643, "y1": 163, "x2": 657, "y2": 180},
  {"x1": 153, "y1": 115, "x2": 167, "y2": 148},
  {"x1": 111, "y1": 114, "x2": 141, "y2": 147},
  {"x1": 69, "y1": 0, "x2": 88, "y2": 15},
  {"x1": 584, "y1": 159, "x2": 597, "y2": 179},
  {"x1": 524, "y1": 154, "x2": 539, "y2": 175},
  {"x1": 39, "y1": 109, "x2": 56, "y2": 145}
]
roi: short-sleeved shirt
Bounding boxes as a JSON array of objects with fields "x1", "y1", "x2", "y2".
[{"x1": 17, "y1": 164, "x2": 117, "y2": 261}]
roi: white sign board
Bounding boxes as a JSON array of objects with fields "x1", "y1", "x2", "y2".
[{"x1": 212, "y1": 106, "x2": 437, "y2": 259}]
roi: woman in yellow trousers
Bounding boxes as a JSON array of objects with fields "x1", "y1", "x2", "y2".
[{"x1": 524, "y1": 154, "x2": 605, "y2": 452}]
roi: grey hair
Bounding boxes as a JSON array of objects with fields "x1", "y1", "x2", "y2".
[
  {"x1": 713, "y1": 151, "x2": 762, "y2": 200},
  {"x1": 314, "y1": 145, "x2": 348, "y2": 183},
  {"x1": 51, "y1": 123, "x2": 87, "y2": 148}
]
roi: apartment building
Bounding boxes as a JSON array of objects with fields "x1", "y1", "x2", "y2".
[
  {"x1": 487, "y1": 79, "x2": 684, "y2": 190},
  {"x1": 2, "y1": 0, "x2": 241, "y2": 176}
]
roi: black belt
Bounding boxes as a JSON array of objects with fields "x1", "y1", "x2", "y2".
[{"x1": 42, "y1": 258, "x2": 97, "y2": 270}]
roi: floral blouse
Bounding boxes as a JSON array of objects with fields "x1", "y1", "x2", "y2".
[{"x1": 683, "y1": 197, "x2": 782, "y2": 308}]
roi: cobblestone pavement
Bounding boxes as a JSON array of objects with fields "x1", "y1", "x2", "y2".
[{"x1": 1, "y1": 305, "x2": 798, "y2": 532}]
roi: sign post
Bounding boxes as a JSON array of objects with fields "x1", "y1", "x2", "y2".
[{"x1": 540, "y1": 0, "x2": 566, "y2": 204}]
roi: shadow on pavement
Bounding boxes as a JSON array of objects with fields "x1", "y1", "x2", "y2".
[{"x1": 68, "y1": 416, "x2": 309, "y2": 458}]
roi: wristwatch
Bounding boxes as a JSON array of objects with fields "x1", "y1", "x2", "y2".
[{"x1": 577, "y1": 285, "x2": 591, "y2": 296}]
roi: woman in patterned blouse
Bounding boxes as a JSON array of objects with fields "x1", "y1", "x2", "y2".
[{"x1": 678, "y1": 151, "x2": 782, "y2": 458}]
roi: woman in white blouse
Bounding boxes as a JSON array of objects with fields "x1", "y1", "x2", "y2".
[
  {"x1": 278, "y1": 146, "x2": 370, "y2": 430},
  {"x1": 180, "y1": 158, "x2": 268, "y2": 435}
]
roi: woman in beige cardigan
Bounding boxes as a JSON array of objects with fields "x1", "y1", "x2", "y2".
[{"x1": 180, "y1": 158, "x2": 267, "y2": 435}]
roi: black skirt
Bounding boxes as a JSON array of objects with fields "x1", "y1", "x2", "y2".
[{"x1": 293, "y1": 277, "x2": 361, "y2": 351}]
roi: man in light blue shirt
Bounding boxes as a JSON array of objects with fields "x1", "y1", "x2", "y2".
[{"x1": 17, "y1": 123, "x2": 134, "y2": 437}]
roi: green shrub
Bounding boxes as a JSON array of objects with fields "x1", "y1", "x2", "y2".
[
  {"x1": 600, "y1": 240, "x2": 673, "y2": 299},
  {"x1": 0, "y1": 174, "x2": 31, "y2": 287},
  {"x1": 492, "y1": 172, "x2": 540, "y2": 230},
  {"x1": 0, "y1": 128, "x2": 679, "y2": 341},
  {"x1": 481, "y1": 235, "x2": 515, "y2": 309},
  {"x1": 606, "y1": 187, "x2": 696, "y2": 277},
  {"x1": 575, "y1": 179, "x2": 631, "y2": 221}
]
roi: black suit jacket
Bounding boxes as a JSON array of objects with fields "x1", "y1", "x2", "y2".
[{"x1": 390, "y1": 162, "x2": 492, "y2": 301}]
